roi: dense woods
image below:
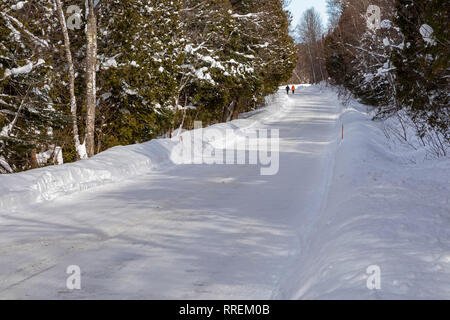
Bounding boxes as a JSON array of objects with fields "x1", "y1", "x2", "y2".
[
  {"x1": 0, "y1": 0, "x2": 296, "y2": 173},
  {"x1": 290, "y1": 0, "x2": 449, "y2": 155},
  {"x1": 1, "y1": 0, "x2": 448, "y2": 174}
]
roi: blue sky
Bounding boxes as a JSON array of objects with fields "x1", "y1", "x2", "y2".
[{"x1": 287, "y1": 0, "x2": 328, "y2": 28}]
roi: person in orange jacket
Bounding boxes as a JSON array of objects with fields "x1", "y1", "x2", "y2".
[{"x1": 291, "y1": 85, "x2": 296, "y2": 94}]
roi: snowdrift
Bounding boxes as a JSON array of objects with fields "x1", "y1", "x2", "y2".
[
  {"x1": 0, "y1": 91, "x2": 292, "y2": 210},
  {"x1": 278, "y1": 86, "x2": 450, "y2": 299}
]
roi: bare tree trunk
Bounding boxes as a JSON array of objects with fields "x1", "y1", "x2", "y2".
[
  {"x1": 223, "y1": 99, "x2": 237, "y2": 122},
  {"x1": 228, "y1": 100, "x2": 236, "y2": 122},
  {"x1": 317, "y1": 42, "x2": 325, "y2": 82},
  {"x1": 307, "y1": 45, "x2": 316, "y2": 83},
  {"x1": 96, "y1": 116, "x2": 104, "y2": 154},
  {"x1": 292, "y1": 68, "x2": 301, "y2": 83},
  {"x1": 30, "y1": 149, "x2": 39, "y2": 169},
  {"x1": 318, "y1": 58, "x2": 325, "y2": 82},
  {"x1": 177, "y1": 95, "x2": 188, "y2": 136},
  {"x1": 55, "y1": 0, "x2": 84, "y2": 159},
  {"x1": 85, "y1": 0, "x2": 97, "y2": 157},
  {"x1": 3, "y1": 92, "x2": 27, "y2": 136}
]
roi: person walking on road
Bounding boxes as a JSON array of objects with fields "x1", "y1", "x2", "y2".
[
  {"x1": 291, "y1": 85, "x2": 296, "y2": 95},
  {"x1": 285, "y1": 85, "x2": 290, "y2": 95}
]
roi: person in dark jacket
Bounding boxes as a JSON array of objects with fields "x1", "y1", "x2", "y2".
[{"x1": 285, "y1": 85, "x2": 290, "y2": 95}]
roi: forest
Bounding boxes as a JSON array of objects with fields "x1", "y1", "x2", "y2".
[
  {"x1": 1, "y1": 0, "x2": 448, "y2": 173},
  {"x1": 290, "y1": 0, "x2": 449, "y2": 156},
  {"x1": 0, "y1": 0, "x2": 296, "y2": 172}
]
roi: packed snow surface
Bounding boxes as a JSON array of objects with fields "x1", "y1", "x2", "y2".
[{"x1": 0, "y1": 85, "x2": 449, "y2": 299}]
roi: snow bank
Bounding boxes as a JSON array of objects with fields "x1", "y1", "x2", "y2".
[
  {"x1": 0, "y1": 91, "x2": 291, "y2": 210},
  {"x1": 278, "y1": 86, "x2": 450, "y2": 299},
  {"x1": 0, "y1": 139, "x2": 176, "y2": 210}
]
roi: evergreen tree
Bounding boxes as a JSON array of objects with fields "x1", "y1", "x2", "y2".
[
  {"x1": 96, "y1": 0, "x2": 184, "y2": 149},
  {"x1": 0, "y1": 0, "x2": 68, "y2": 172},
  {"x1": 392, "y1": 0, "x2": 449, "y2": 143},
  {"x1": 0, "y1": 0, "x2": 296, "y2": 173}
]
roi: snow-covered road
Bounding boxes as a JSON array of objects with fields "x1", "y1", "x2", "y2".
[
  {"x1": 0, "y1": 86, "x2": 341, "y2": 299},
  {"x1": 2, "y1": 85, "x2": 449, "y2": 300}
]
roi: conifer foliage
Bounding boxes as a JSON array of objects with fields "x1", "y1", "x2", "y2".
[
  {"x1": 0, "y1": 0, "x2": 296, "y2": 172},
  {"x1": 0, "y1": 0, "x2": 68, "y2": 172},
  {"x1": 392, "y1": 0, "x2": 449, "y2": 143}
]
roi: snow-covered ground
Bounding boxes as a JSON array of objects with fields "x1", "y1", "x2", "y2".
[
  {"x1": 276, "y1": 86, "x2": 450, "y2": 299},
  {"x1": 0, "y1": 85, "x2": 449, "y2": 299}
]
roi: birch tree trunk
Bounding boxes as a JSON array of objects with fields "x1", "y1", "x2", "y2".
[
  {"x1": 55, "y1": 0, "x2": 84, "y2": 159},
  {"x1": 85, "y1": 0, "x2": 97, "y2": 157}
]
